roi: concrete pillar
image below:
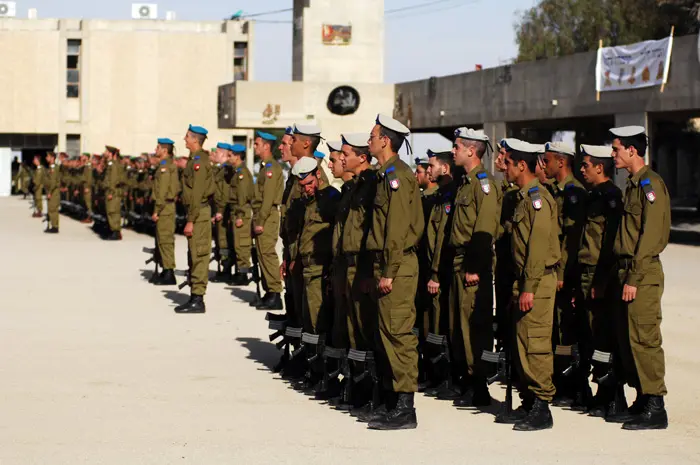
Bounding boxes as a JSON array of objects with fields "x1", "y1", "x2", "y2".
[{"x1": 483, "y1": 121, "x2": 506, "y2": 175}]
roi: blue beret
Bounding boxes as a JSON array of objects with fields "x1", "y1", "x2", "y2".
[
  {"x1": 256, "y1": 131, "x2": 277, "y2": 142},
  {"x1": 158, "y1": 138, "x2": 174, "y2": 145},
  {"x1": 188, "y1": 124, "x2": 208, "y2": 136},
  {"x1": 313, "y1": 151, "x2": 325, "y2": 159},
  {"x1": 216, "y1": 142, "x2": 231, "y2": 150},
  {"x1": 231, "y1": 144, "x2": 246, "y2": 153}
]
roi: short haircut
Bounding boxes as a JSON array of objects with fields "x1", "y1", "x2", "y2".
[
  {"x1": 305, "y1": 135, "x2": 321, "y2": 153},
  {"x1": 509, "y1": 150, "x2": 537, "y2": 173},
  {"x1": 257, "y1": 137, "x2": 272, "y2": 151},
  {"x1": 434, "y1": 152, "x2": 455, "y2": 172},
  {"x1": 351, "y1": 145, "x2": 371, "y2": 163},
  {"x1": 192, "y1": 132, "x2": 206, "y2": 145},
  {"x1": 379, "y1": 126, "x2": 405, "y2": 153},
  {"x1": 618, "y1": 134, "x2": 647, "y2": 157},
  {"x1": 588, "y1": 156, "x2": 615, "y2": 179},
  {"x1": 461, "y1": 138, "x2": 487, "y2": 158}
]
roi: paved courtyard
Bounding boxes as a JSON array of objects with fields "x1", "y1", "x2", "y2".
[{"x1": 1, "y1": 196, "x2": 699, "y2": 465}]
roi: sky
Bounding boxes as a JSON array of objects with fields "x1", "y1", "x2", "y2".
[{"x1": 13, "y1": 0, "x2": 538, "y2": 83}]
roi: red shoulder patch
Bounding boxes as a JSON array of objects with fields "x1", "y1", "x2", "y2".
[
  {"x1": 194, "y1": 164, "x2": 200, "y2": 171},
  {"x1": 266, "y1": 170, "x2": 273, "y2": 178}
]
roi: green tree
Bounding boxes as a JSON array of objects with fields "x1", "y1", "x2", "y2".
[{"x1": 514, "y1": 0, "x2": 699, "y2": 62}]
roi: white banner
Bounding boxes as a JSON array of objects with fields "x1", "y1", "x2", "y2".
[{"x1": 596, "y1": 36, "x2": 673, "y2": 92}]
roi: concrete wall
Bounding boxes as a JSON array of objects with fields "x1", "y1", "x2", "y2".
[
  {"x1": 230, "y1": 80, "x2": 395, "y2": 146},
  {"x1": 0, "y1": 18, "x2": 252, "y2": 156},
  {"x1": 292, "y1": 0, "x2": 384, "y2": 84},
  {"x1": 395, "y1": 34, "x2": 700, "y2": 129}
]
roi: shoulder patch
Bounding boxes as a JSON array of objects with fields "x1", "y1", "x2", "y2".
[
  {"x1": 194, "y1": 164, "x2": 200, "y2": 171},
  {"x1": 160, "y1": 160, "x2": 166, "y2": 165},
  {"x1": 476, "y1": 171, "x2": 491, "y2": 194},
  {"x1": 266, "y1": 162, "x2": 273, "y2": 168},
  {"x1": 529, "y1": 186, "x2": 542, "y2": 210},
  {"x1": 445, "y1": 204, "x2": 451, "y2": 214},
  {"x1": 386, "y1": 165, "x2": 399, "y2": 190},
  {"x1": 160, "y1": 168, "x2": 166, "y2": 173},
  {"x1": 565, "y1": 183, "x2": 579, "y2": 204},
  {"x1": 640, "y1": 178, "x2": 656, "y2": 203},
  {"x1": 194, "y1": 156, "x2": 200, "y2": 160},
  {"x1": 266, "y1": 170, "x2": 273, "y2": 178}
]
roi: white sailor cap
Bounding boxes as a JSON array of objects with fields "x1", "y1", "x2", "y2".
[
  {"x1": 545, "y1": 141, "x2": 575, "y2": 157},
  {"x1": 375, "y1": 114, "x2": 410, "y2": 136},
  {"x1": 341, "y1": 133, "x2": 370, "y2": 149},
  {"x1": 291, "y1": 156, "x2": 318, "y2": 179},
  {"x1": 427, "y1": 145, "x2": 453, "y2": 157},
  {"x1": 293, "y1": 124, "x2": 322, "y2": 138},
  {"x1": 502, "y1": 139, "x2": 543, "y2": 154},
  {"x1": 454, "y1": 127, "x2": 489, "y2": 142},
  {"x1": 414, "y1": 156, "x2": 430, "y2": 166},
  {"x1": 580, "y1": 144, "x2": 613, "y2": 159},
  {"x1": 609, "y1": 126, "x2": 646, "y2": 138},
  {"x1": 326, "y1": 140, "x2": 343, "y2": 152}
]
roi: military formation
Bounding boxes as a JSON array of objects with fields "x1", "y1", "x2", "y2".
[{"x1": 17, "y1": 118, "x2": 670, "y2": 433}]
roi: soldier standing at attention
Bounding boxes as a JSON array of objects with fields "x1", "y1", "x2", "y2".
[
  {"x1": 210, "y1": 143, "x2": 233, "y2": 283},
  {"x1": 575, "y1": 144, "x2": 624, "y2": 420},
  {"x1": 609, "y1": 126, "x2": 670, "y2": 430},
  {"x1": 252, "y1": 131, "x2": 284, "y2": 310},
  {"x1": 364, "y1": 114, "x2": 423, "y2": 431},
  {"x1": 502, "y1": 139, "x2": 560, "y2": 431},
  {"x1": 228, "y1": 144, "x2": 254, "y2": 285},
  {"x1": 151, "y1": 138, "x2": 180, "y2": 286},
  {"x1": 103, "y1": 145, "x2": 123, "y2": 241},
  {"x1": 175, "y1": 125, "x2": 214, "y2": 314},
  {"x1": 44, "y1": 152, "x2": 61, "y2": 234},
  {"x1": 541, "y1": 142, "x2": 588, "y2": 406},
  {"x1": 439, "y1": 128, "x2": 499, "y2": 407},
  {"x1": 415, "y1": 156, "x2": 438, "y2": 198},
  {"x1": 80, "y1": 153, "x2": 94, "y2": 224},
  {"x1": 32, "y1": 155, "x2": 45, "y2": 218}
]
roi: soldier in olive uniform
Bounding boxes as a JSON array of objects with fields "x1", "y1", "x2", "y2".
[
  {"x1": 575, "y1": 144, "x2": 624, "y2": 420},
  {"x1": 32, "y1": 155, "x2": 45, "y2": 218},
  {"x1": 228, "y1": 143, "x2": 254, "y2": 285},
  {"x1": 435, "y1": 128, "x2": 499, "y2": 407},
  {"x1": 151, "y1": 138, "x2": 180, "y2": 286},
  {"x1": 210, "y1": 143, "x2": 233, "y2": 283},
  {"x1": 502, "y1": 139, "x2": 561, "y2": 431},
  {"x1": 79, "y1": 153, "x2": 94, "y2": 223},
  {"x1": 44, "y1": 152, "x2": 61, "y2": 234},
  {"x1": 175, "y1": 125, "x2": 214, "y2": 314},
  {"x1": 420, "y1": 148, "x2": 457, "y2": 394},
  {"x1": 609, "y1": 126, "x2": 670, "y2": 430},
  {"x1": 541, "y1": 142, "x2": 588, "y2": 406},
  {"x1": 103, "y1": 145, "x2": 123, "y2": 240},
  {"x1": 363, "y1": 114, "x2": 424, "y2": 431},
  {"x1": 251, "y1": 131, "x2": 284, "y2": 310}
]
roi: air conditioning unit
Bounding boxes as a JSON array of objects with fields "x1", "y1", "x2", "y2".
[
  {"x1": 132, "y1": 3, "x2": 158, "y2": 20},
  {"x1": 0, "y1": 1, "x2": 17, "y2": 17}
]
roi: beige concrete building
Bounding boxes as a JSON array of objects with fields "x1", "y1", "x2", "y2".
[{"x1": 0, "y1": 16, "x2": 254, "y2": 162}]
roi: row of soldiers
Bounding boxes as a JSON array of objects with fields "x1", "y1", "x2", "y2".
[{"x1": 254, "y1": 117, "x2": 669, "y2": 433}]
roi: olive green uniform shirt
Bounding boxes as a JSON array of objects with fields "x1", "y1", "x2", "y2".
[
  {"x1": 252, "y1": 159, "x2": 284, "y2": 226},
  {"x1": 366, "y1": 155, "x2": 424, "y2": 280},
  {"x1": 230, "y1": 165, "x2": 254, "y2": 221},
  {"x1": 512, "y1": 179, "x2": 561, "y2": 294},
  {"x1": 547, "y1": 174, "x2": 587, "y2": 283},
  {"x1": 153, "y1": 158, "x2": 180, "y2": 215},
  {"x1": 341, "y1": 169, "x2": 377, "y2": 256},
  {"x1": 426, "y1": 182, "x2": 456, "y2": 282},
  {"x1": 182, "y1": 150, "x2": 214, "y2": 222},
  {"x1": 298, "y1": 186, "x2": 340, "y2": 262},
  {"x1": 332, "y1": 179, "x2": 356, "y2": 257},
  {"x1": 614, "y1": 166, "x2": 670, "y2": 287}
]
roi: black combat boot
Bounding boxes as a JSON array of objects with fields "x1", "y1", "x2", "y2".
[
  {"x1": 105, "y1": 231, "x2": 122, "y2": 241},
  {"x1": 605, "y1": 385, "x2": 634, "y2": 423},
  {"x1": 587, "y1": 384, "x2": 613, "y2": 418},
  {"x1": 249, "y1": 292, "x2": 268, "y2": 307},
  {"x1": 256, "y1": 293, "x2": 283, "y2": 310},
  {"x1": 570, "y1": 381, "x2": 594, "y2": 412},
  {"x1": 154, "y1": 269, "x2": 176, "y2": 286},
  {"x1": 622, "y1": 395, "x2": 668, "y2": 430},
  {"x1": 453, "y1": 379, "x2": 491, "y2": 407},
  {"x1": 44, "y1": 227, "x2": 59, "y2": 234},
  {"x1": 513, "y1": 398, "x2": 553, "y2": 431},
  {"x1": 368, "y1": 393, "x2": 418, "y2": 430},
  {"x1": 495, "y1": 396, "x2": 533, "y2": 424},
  {"x1": 230, "y1": 272, "x2": 250, "y2": 286},
  {"x1": 174, "y1": 294, "x2": 206, "y2": 314},
  {"x1": 210, "y1": 267, "x2": 232, "y2": 283}
]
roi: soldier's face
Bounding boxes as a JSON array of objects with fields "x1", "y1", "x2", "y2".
[
  {"x1": 279, "y1": 135, "x2": 293, "y2": 162},
  {"x1": 415, "y1": 165, "x2": 428, "y2": 187},
  {"x1": 580, "y1": 155, "x2": 600, "y2": 184},
  {"x1": 611, "y1": 139, "x2": 628, "y2": 169},
  {"x1": 542, "y1": 152, "x2": 561, "y2": 178},
  {"x1": 452, "y1": 140, "x2": 470, "y2": 167},
  {"x1": 328, "y1": 152, "x2": 344, "y2": 178},
  {"x1": 495, "y1": 148, "x2": 507, "y2": 172},
  {"x1": 535, "y1": 156, "x2": 548, "y2": 183},
  {"x1": 428, "y1": 158, "x2": 443, "y2": 183},
  {"x1": 503, "y1": 153, "x2": 519, "y2": 183},
  {"x1": 368, "y1": 125, "x2": 385, "y2": 157},
  {"x1": 298, "y1": 173, "x2": 318, "y2": 197}
]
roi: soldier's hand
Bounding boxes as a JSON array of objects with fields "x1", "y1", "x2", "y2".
[
  {"x1": 152, "y1": 213, "x2": 159, "y2": 222},
  {"x1": 622, "y1": 284, "x2": 637, "y2": 302},
  {"x1": 289, "y1": 260, "x2": 296, "y2": 273},
  {"x1": 73, "y1": 190, "x2": 79, "y2": 196},
  {"x1": 84, "y1": 188, "x2": 89, "y2": 194},
  {"x1": 557, "y1": 281, "x2": 564, "y2": 291},
  {"x1": 378, "y1": 277, "x2": 393, "y2": 295},
  {"x1": 47, "y1": 194, "x2": 51, "y2": 199},
  {"x1": 427, "y1": 279, "x2": 440, "y2": 295},
  {"x1": 254, "y1": 225, "x2": 264, "y2": 235},
  {"x1": 215, "y1": 213, "x2": 223, "y2": 222},
  {"x1": 107, "y1": 194, "x2": 112, "y2": 200},
  {"x1": 590, "y1": 288, "x2": 596, "y2": 300},
  {"x1": 465, "y1": 273, "x2": 480, "y2": 287},
  {"x1": 519, "y1": 292, "x2": 534, "y2": 312},
  {"x1": 235, "y1": 218, "x2": 243, "y2": 228},
  {"x1": 280, "y1": 261, "x2": 286, "y2": 279},
  {"x1": 183, "y1": 222, "x2": 194, "y2": 237}
]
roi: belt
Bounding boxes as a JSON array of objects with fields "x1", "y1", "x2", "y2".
[
  {"x1": 618, "y1": 256, "x2": 659, "y2": 269},
  {"x1": 370, "y1": 247, "x2": 416, "y2": 262},
  {"x1": 344, "y1": 253, "x2": 358, "y2": 267},
  {"x1": 544, "y1": 263, "x2": 558, "y2": 275},
  {"x1": 302, "y1": 255, "x2": 330, "y2": 267},
  {"x1": 165, "y1": 199, "x2": 175, "y2": 203}
]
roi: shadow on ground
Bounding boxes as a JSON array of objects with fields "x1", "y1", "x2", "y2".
[
  {"x1": 236, "y1": 337, "x2": 279, "y2": 370},
  {"x1": 139, "y1": 268, "x2": 156, "y2": 282},
  {"x1": 161, "y1": 290, "x2": 190, "y2": 306},
  {"x1": 229, "y1": 287, "x2": 258, "y2": 304}
]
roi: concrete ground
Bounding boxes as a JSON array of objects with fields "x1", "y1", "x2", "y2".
[{"x1": 1, "y1": 195, "x2": 699, "y2": 465}]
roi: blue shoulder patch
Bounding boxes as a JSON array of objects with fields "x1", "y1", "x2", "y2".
[
  {"x1": 236, "y1": 167, "x2": 242, "y2": 173},
  {"x1": 194, "y1": 156, "x2": 200, "y2": 160},
  {"x1": 565, "y1": 183, "x2": 576, "y2": 189},
  {"x1": 265, "y1": 162, "x2": 272, "y2": 168},
  {"x1": 160, "y1": 160, "x2": 166, "y2": 165},
  {"x1": 476, "y1": 172, "x2": 488, "y2": 180},
  {"x1": 640, "y1": 178, "x2": 651, "y2": 186},
  {"x1": 386, "y1": 166, "x2": 396, "y2": 174},
  {"x1": 329, "y1": 188, "x2": 340, "y2": 199},
  {"x1": 528, "y1": 186, "x2": 539, "y2": 194}
]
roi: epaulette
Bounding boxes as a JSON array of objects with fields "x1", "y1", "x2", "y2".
[
  {"x1": 565, "y1": 182, "x2": 579, "y2": 204},
  {"x1": 476, "y1": 171, "x2": 491, "y2": 194},
  {"x1": 265, "y1": 162, "x2": 273, "y2": 168},
  {"x1": 640, "y1": 177, "x2": 656, "y2": 203},
  {"x1": 386, "y1": 165, "x2": 399, "y2": 190},
  {"x1": 160, "y1": 160, "x2": 166, "y2": 165},
  {"x1": 528, "y1": 186, "x2": 542, "y2": 210}
]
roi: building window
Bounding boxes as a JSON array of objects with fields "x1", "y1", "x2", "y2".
[
  {"x1": 234, "y1": 42, "x2": 247, "y2": 81},
  {"x1": 67, "y1": 39, "x2": 81, "y2": 98},
  {"x1": 66, "y1": 134, "x2": 81, "y2": 158}
]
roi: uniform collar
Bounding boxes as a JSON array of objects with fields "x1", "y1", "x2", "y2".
[
  {"x1": 628, "y1": 165, "x2": 649, "y2": 187},
  {"x1": 377, "y1": 155, "x2": 398, "y2": 175},
  {"x1": 519, "y1": 177, "x2": 540, "y2": 198},
  {"x1": 423, "y1": 185, "x2": 439, "y2": 196},
  {"x1": 554, "y1": 173, "x2": 575, "y2": 192},
  {"x1": 467, "y1": 163, "x2": 485, "y2": 181}
]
